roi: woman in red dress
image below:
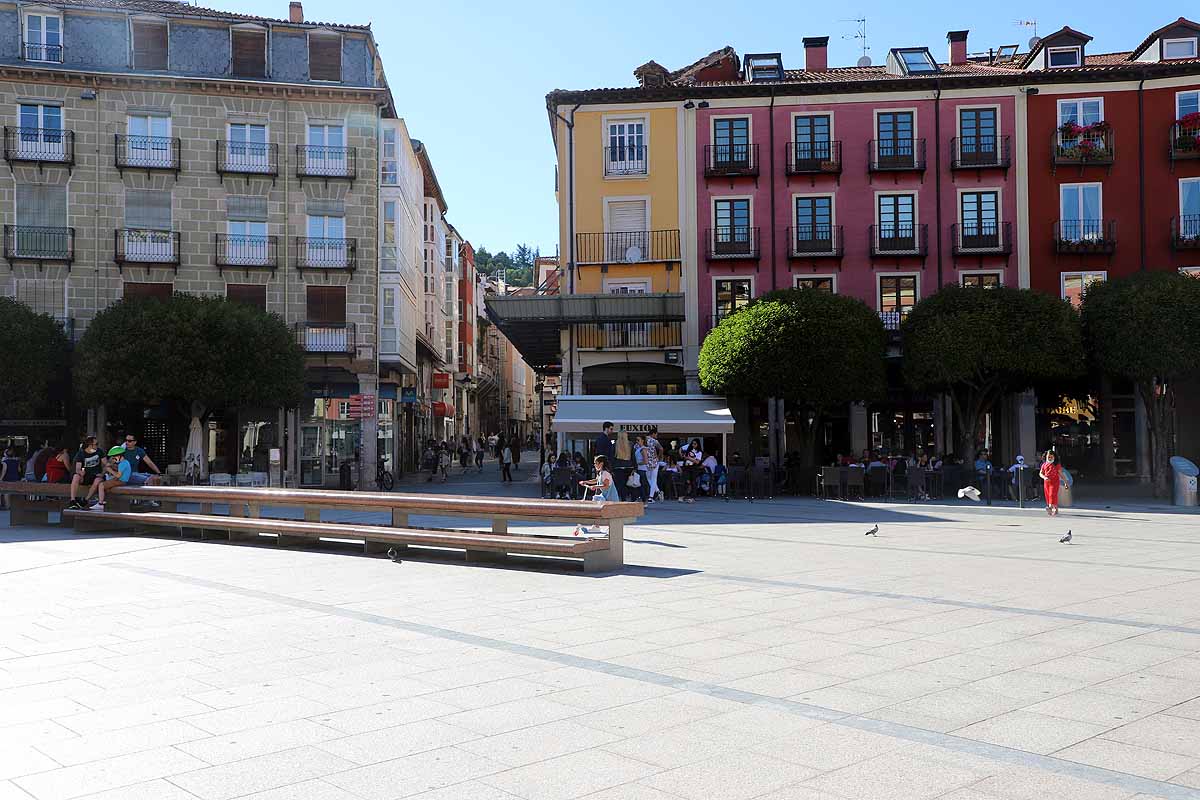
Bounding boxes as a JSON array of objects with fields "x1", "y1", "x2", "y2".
[{"x1": 1039, "y1": 450, "x2": 1061, "y2": 516}]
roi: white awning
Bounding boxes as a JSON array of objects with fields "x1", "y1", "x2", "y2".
[{"x1": 551, "y1": 395, "x2": 734, "y2": 435}]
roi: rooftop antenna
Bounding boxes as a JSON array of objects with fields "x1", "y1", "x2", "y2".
[
  {"x1": 841, "y1": 18, "x2": 872, "y2": 67},
  {"x1": 1015, "y1": 19, "x2": 1040, "y2": 50}
]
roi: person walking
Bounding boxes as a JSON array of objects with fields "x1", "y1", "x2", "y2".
[
  {"x1": 1039, "y1": 450, "x2": 1062, "y2": 517},
  {"x1": 644, "y1": 426, "x2": 663, "y2": 502},
  {"x1": 500, "y1": 440, "x2": 514, "y2": 482},
  {"x1": 593, "y1": 422, "x2": 615, "y2": 461},
  {"x1": 511, "y1": 435, "x2": 522, "y2": 471},
  {"x1": 474, "y1": 436, "x2": 485, "y2": 472},
  {"x1": 633, "y1": 435, "x2": 651, "y2": 504}
]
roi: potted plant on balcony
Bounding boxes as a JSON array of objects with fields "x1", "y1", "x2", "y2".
[{"x1": 1175, "y1": 112, "x2": 1200, "y2": 153}]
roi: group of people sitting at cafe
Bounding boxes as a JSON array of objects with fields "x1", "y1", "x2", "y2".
[{"x1": 829, "y1": 448, "x2": 1039, "y2": 500}]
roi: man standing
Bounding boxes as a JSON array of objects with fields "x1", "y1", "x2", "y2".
[
  {"x1": 67, "y1": 435, "x2": 103, "y2": 509},
  {"x1": 594, "y1": 422, "x2": 615, "y2": 462},
  {"x1": 122, "y1": 434, "x2": 162, "y2": 486}
]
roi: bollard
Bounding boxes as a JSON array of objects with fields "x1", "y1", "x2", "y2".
[{"x1": 1017, "y1": 466, "x2": 1025, "y2": 509}]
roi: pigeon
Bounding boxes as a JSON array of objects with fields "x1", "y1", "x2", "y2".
[
  {"x1": 864, "y1": 525, "x2": 878, "y2": 536},
  {"x1": 958, "y1": 486, "x2": 982, "y2": 502},
  {"x1": 386, "y1": 548, "x2": 403, "y2": 563},
  {"x1": 1059, "y1": 530, "x2": 1072, "y2": 544}
]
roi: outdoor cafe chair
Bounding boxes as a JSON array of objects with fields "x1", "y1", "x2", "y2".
[{"x1": 844, "y1": 467, "x2": 865, "y2": 501}]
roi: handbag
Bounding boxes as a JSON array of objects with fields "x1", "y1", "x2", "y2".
[{"x1": 626, "y1": 471, "x2": 642, "y2": 488}]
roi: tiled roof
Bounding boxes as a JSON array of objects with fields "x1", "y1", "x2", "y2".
[
  {"x1": 51, "y1": 0, "x2": 371, "y2": 31},
  {"x1": 669, "y1": 46, "x2": 738, "y2": 84},
  {"x1": 1129, "y1": 17, "x2": 1200, "y2": 59}
]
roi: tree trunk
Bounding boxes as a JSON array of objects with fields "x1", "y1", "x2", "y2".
[
  {"x1": 1139, "y1": 381, "x2": 1175, "y2": 499},
  {"x1": 950, "y1": 390, "x2": 982, "y2": 465}
]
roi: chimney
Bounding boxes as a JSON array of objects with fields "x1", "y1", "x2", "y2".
[
  {"x1": 633, "y1": 61, "x2": 670, "y2": 88},
  {"x1": 803, "y1": 36, "x2": 829, "y2": 72},
  {"x1": 288, "y1": 2, "x2": 303, "y2": 22},
  {"x1": 947, "y1": 30, "x2": 969, "y2": 66}
]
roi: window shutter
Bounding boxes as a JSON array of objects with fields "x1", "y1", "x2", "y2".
[
  {"x1": 306, "y1": 286, "x2": 346, "y2": 324},
  {"x1": 306, "y1": 198, "x2": 344, "y2": 217},
  {"x1": 607, "y1": 200, "x2": 647, "y2": 232},
  {"x1": 226, "y1": 284, "x2": 266, "y2": 310},
  {"x1": 308, "y1": 35, "x2": 341, "y2": 81},
  {"x1": 16, "y1": 185, "x2": 67, "y2": 228},
  {"x1": 132, "y1": 21, "x2": 168, "y2": 70},
  {"x1": 231, "y1": 28, "x2": 266, "y2": 78},
  {"x1": 226, "y1": 195, "x2": 268, "y2": 221},
  {"x1": 125, "y1": 190, "x2": 172, "y2": 230},
  {"x1": 124, "y1": 282, "x2": 172, "y2": 300}
]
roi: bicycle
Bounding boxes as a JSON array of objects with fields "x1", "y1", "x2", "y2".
[{"x1": 376, "y1": 457, "x2": 394, "y2": 492}]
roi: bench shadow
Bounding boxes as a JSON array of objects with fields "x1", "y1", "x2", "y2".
[{"x1": 626, "y1": 538, "x2": 688, "y2": 549}]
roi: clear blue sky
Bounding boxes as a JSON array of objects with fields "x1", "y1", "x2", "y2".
[{"x1": 246, "y1": 1, "x2": 1185, "y2": 256}]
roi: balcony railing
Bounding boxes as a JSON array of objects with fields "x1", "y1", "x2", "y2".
[
  {"x1": 787, "y1": 225, "x2": 843, "y2": 258},
  {"x1": 951, "y1": 222, "x2": 1012, "y2": 255},
  {"x1": 950, "y1": 135, "x2": 1011, "y2": 170},
  {"x1": 1053, "y1": 129, "x2": 1114, "y2": 166},
  {"x1": 1170, "y1": 123, "x2": 1200, "y2": 161},
  {"x1": 115, "y1": 134, "x2": 180, "y2": 172},
  {"x1": 869, "y1": 224, "x2": 928, "y2": 257},
  {"x1": 216, "y1": 140, "x2": 278, "y2": 176},
  {"x1": 868, "y1": 139, "x2": 926, "y2": 172},
  {"x1": 22, "y1": 43, "x2": 64, "y2": 63},
  {"x1": 296, "y1": 144, "x2": 356, "y2": 180},
  {"x1": 215, "y1": 234, "x2": 279, "y2": 270},
  {"x1": 114, "y1": 229, "x2": 180, "y2": 266},
  {"x1": 3, "y1": 127, "x2": 73, "y2": 165},
  {"x1": 575, "y1": 321, "x2": 682, "y2": 350},
  {"x1": 576, "y1": 230, "x2": 680, "y2": 264},
  {"x1": 4, "y1": 225, "x2": 74, "y2": 264},
  {"x1": 1171, "y1": 216, "x2": 1200, "y2": 250},
  {"x1": 879, "y1": 310, "x2": 909, "y2": 331},
  {"x1": 603, "y1": 145, "x2": 646, "y2": 177},
  {"x1": 1054, "y1": 220, "x2": 1116, "y2": 254},
  {"x1": 295, "y1": 237, "x2": 357, "y2": 270},
  {"x1": 786, "y1": 141, "x2": 842, "y2": 175},
  {"x1": 705, "y1": 227, "x2": 760, "y2": 260},
  {"x1": 704, "y1": 144, "x2": 759, "y2": 178},
  {"x1": 294, "y1": 322, "x2": 357, "y2": 354}
]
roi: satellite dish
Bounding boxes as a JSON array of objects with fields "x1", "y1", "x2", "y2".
[
  {"x1": 857, "y1": 55, "x2": 872, "y2": 67},
  {"x1": 624, "y1": 244, "x2": 643, "y2": 263},
  {"x1": 1028, "y1": 36, "x2": 1041, "y2": 49}
]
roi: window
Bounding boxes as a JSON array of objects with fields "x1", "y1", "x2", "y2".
[
  {"x1": 794, "y1": 276, "x2": 834, "y2": 292},
  {"x1": 793, "y1": 115, "x2": 831, "y2": 163},
  {"x1": 897, "y1": 48, "x2": 938, "y2": 74},
  {"x1": 305, "y1": 214, "x2": 347, "y2": 267},
  {"x1": 381, "y1": 128, "x2": 397, "y2": 184},
  {"x1": 1058, "y1": 98, "x2": 1103, "y2": 127},
  {"x1": 958, "y1": 108, "x2": 997, "y2": 164},
  {"x1": 604, "y1": 198, "x2": 648, "y2": 261},
  {"x1": 877, "y1": 194, "x2": 916, "y2": 249},
  {"x1": 712, "y1": 118, "x2": 750, "y2": 168},
  {"x1": 1180, "y1": 178, "x2": 1200, "y2": 241},
  {"x1": 1164, "y1": 38, "x2": 1198, "y2": 60},
  {"x1": 123, "y1": 189, "x2": 174, "y2": 262},
  {"x1": 225, "y1": 195, "x2": 269, "y2": 266},
  {"x1": 794, "y1": 196, "x2": 833, "y2": 252},
  {"x1": 879, "y1": 275, "x2": 917, "y2": 318},
  {"x1": 123, "y1": 282, "x2": 172, "y2": 300},
  {"x1": 605, "y1": 119, "x2": 646, "y2": 176},
  {"x1": 132, "y1": 19, "x2": 168, "y2": 70},
  {"x1": 744, "y1": 53, "x2": 783, "y2": 82},
  {"x1": 712, "y1": 198, "x2": 751, "y2": 255},
  {"x1": 713, "y1": 279, "x2": 751, "y2": 321},
  {"x1": 876, "y1": 111, "x2": 915, "y2": 166},
  {"x1": 125, "y1": 114, "x2": 171, "y2": 166},
  {"x1": 306, "y1": 285, "x2": 346, "y2": 324},
  {"x1": 16, "y1": 103, "x2": 64, "y2": 160},
  {"x1": 959, "y1": 191, "x2": 999, "y2": 248},
  {"x1": 13, "y1": 184, "x2": 68, "y2": 258},
  {"x1": 1048, "y1": 46, "x2": 1082, "y2": 68},
  {"x1": 380, "y1": 287, "x2": 398, "y2": 353},
  {"x1": 962, "y1": 273, "x2": 1000, "y2": 288},
  {"x1": 226, "y1": 123, "x2": 269, "y2": 172},
  {"x1": 1059, "y1": 184, "x2": 1102, "y2": 241},
  {"x1": 23, "y1": 12, "x2": 62, "y2": 62},
  {"x1": 226, "y1": 284, "x2": 266, "y2": 310},
  {"x1": 231, "y1": 27, "x2": 266, "y2": 78},
  {"x1": 1178, "y1": 91, "x2": 1200, "y2": 119},
  {"x1": 305, "y1": 123, "x2": 346, "y2": 174},
  {"x1": 1061, "y1": 272, "x2": 1105, "y2": 308},
  {"x1": 308, "y1": 32, "x2": 341, "y2": 81},
  {"x1": 381, "y1": 200, "x2": 397, "y2": 271}
]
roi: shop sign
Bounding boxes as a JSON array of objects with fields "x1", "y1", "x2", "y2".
[
  {"x1": 400, "y1": 387, "x2": 417, "y2": 404},
  {"x1": 432, "y1": 372, "x2": 451, "y2": 389}
]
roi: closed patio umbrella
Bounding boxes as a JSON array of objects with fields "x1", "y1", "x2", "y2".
[{"x1": 184, "y1": 405, "x2": 205, "y2": 482}]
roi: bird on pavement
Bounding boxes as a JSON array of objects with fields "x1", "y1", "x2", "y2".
[
  {"x1": 386, "y1": 548, "x2": 403, "y2": 563},
  {"x1": 865, "y1": 525, "x2": 878, "y2": 536},
  {"x1": 1059, "y1": 530, "x2": 1072, "y2": 544}
]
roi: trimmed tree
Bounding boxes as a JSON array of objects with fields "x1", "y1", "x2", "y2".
[
  {"x1": 1080, "y1": 271, "x2": 1200, "y2": 497},
  {"x1": 0, "y1": 297, "x2": 71, "y2": 418},
  {"x1": 699, "y1": 288, "x2": 888, "y2": 462},
  {"x1": 902, "y1": 284, "x2": 1084, "y2": 463},
  {"x1": 75, "y1": 293, "x2": 305, "y2": 419}
]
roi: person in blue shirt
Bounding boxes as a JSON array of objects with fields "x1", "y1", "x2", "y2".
[{"x1": 92, "y1": 446, "x2": 131, "y2": 510}]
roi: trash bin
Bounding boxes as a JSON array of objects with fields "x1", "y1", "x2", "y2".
[{"x1": 1170, "y1": 456, "x2": 1199, "y2": 507}]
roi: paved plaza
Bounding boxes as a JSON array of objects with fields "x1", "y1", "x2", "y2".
[{"x1": 3, "y1": 479, "x2": 1200, "y2": 800}]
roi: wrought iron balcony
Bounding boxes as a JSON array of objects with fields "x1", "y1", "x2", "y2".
[
  {"x1": 295, "y1": 237, "x2": 356, "y2": 271},
  {"x1": 603, "y1": 144, "x2": 646, "y2": 177},
  {"x1": 868, "y1": 139, "x2": 926, "y2": 172},
  {"x1": 786, "y1": 140, "x2": 842, "y2": 175},
  {"x1": 215, "y1": 234, "x2": 279, "y2": 271},
  {"x1": 3, "y1": 225, "x2": 74, "y2": 265},
  {"x1": 869, "y1": 224, "x2": 928, "y2": 257},
  {"x1": 787, "y1": 225, "x2": 843, "y2": 258},
  {"x1": 1171, "y1": 216, "x2": 1200, "y2": 250},
  {"x1": 296, "y1": 144, "x2": 356, "y2": 181},
  {"x1": 1170, "y1": 123, "x2": 1200, "y2": 161},
  {"x1": 1053, "y1": 128, "x2": 1114, "y2": 166},
  {"x1": 115, "y1": 134, "x2": 180, "y2": 173},
  {"x1": 1054, "y1": 220, "x2": 1116, "y2": 254},
  {"x1": 704, "y1": 144, "x2": 759, "y2": 178},
  {"x1": 575, "y1": 321, "x2": 682, "y2": 350},
  {"x1": 114, "y1": 229, "x2": 180, "y2": 267},
  {"x1": 878, "y1": 310, "x2": 909, "y2": 331},
  {"x1": 705, "y1": 227, "x2": 760, "y2": 260},
  {"x1": 950, "y1": 136, "x2": 1011, "y2": 170},
  {"x1": 22, "y1": 43, "x2": 63, "y2": 63},
  {"x1": 3, "y1": 127, "x2": 73, "y2": 166},
  {"x1": 216, "y1": 140, "x2": 278, "y2": 176},
  {"x1": 951, "y1": 222, "x2": 1012, "y2": 255},
  {"x1": 575, "y1": 230, "x2": 680, "y2": 265},
  {"x1": 294, "y1": 322, "x2": 357, "y2": 354}
]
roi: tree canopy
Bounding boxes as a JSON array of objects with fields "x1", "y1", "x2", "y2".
[
  {"x1": 474, "y1": 243, "x2": 538, "y2": 287},
  {"x1": 902, "y1": 284, "x2": 1083, "y2": 459},
  {"x1": 74, "y1": 294, "x2": 305, "y2": 412},
  {"x1": 0, "y1": 297, "x2": 71, "y2": 418},
  {"x1": 1081, "y1": 271, "x2": 1200, "y2": 496},
  {"x1": 699, "y1": 288, "x2": 888, "y2": 410}
]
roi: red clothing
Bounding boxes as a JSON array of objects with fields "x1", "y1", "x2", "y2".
[
  {"x1": 1040, "y1": 461, "x2": 1061, "y2": 506},
  {"x1": 44, "y1": 454, "x2": 69, "y2": 483}
]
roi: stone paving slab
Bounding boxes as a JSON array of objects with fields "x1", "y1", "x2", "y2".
[{"x1": 2, "y1": 490, "x2": 1200, "y2": 799}]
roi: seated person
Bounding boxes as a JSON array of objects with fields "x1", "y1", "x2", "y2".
[
  {"x1": 43, "y1": 446, "x2": 72, "y2": 484},
  {"x1": 121, "y1": 435, "x2": 162, "y2": 486},
  {"x1": 89, "y1": 446, "x2": 132, "y2": 510}
]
